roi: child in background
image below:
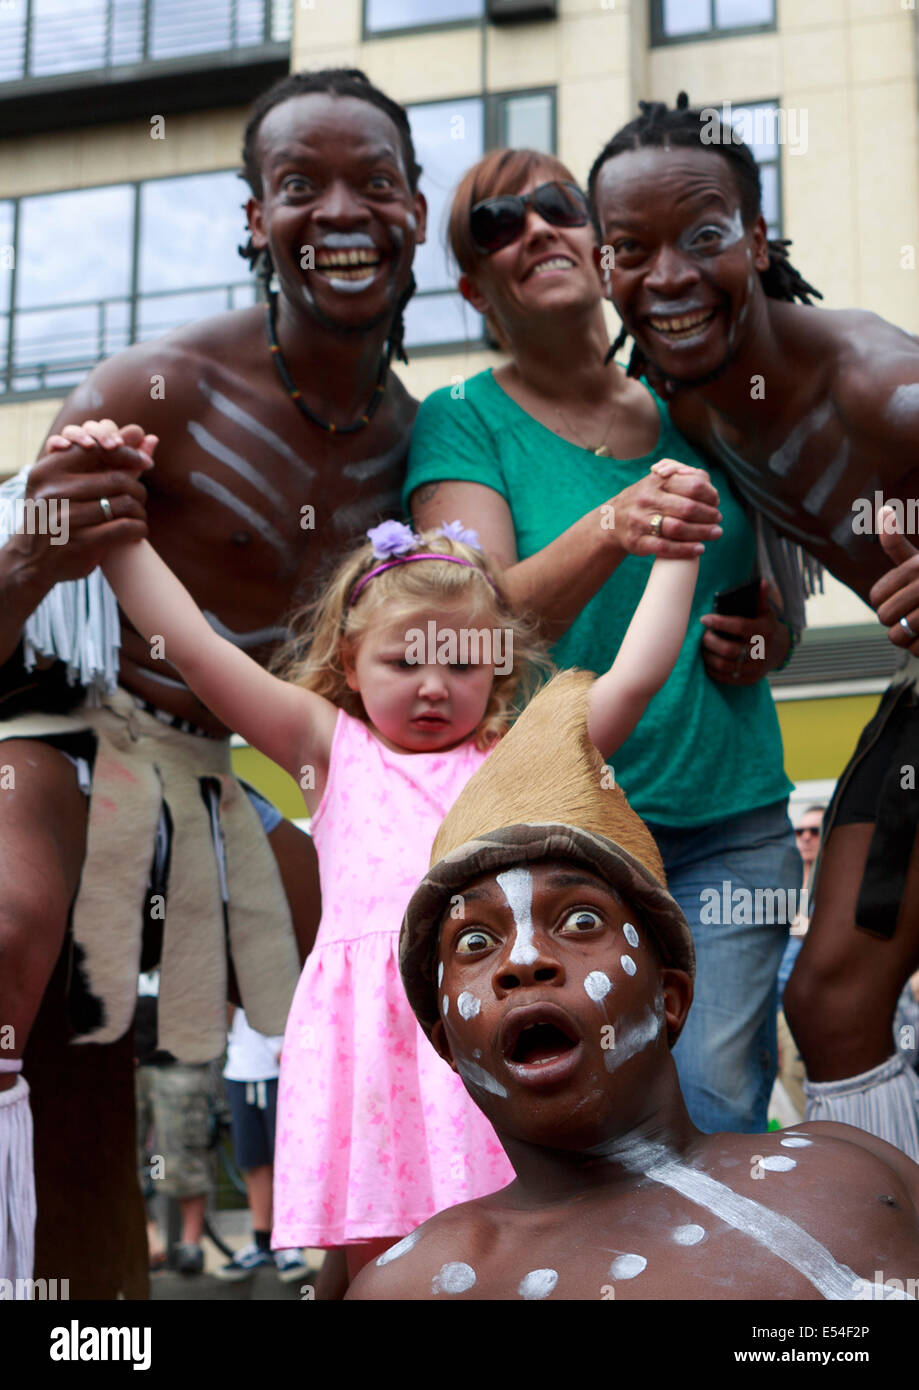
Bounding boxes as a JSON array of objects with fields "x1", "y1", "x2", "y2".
[
  {"x1": 52, "y1": 419, "x2": 699, "y2": 1285},
  {"x1": 218, "y1": 1006, "x2": 308, "y2": 1283}
]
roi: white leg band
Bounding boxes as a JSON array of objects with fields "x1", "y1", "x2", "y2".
[{"x1": 0, "y1": 1076, "x2": 36, "y2": 1289}]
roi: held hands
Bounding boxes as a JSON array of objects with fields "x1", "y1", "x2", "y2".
[
  {"x1": 606, "y1": 459, "x2": 722, "y2": 559},
  {"x1": 870, "y1": 505, "x2": 919, "y2": 658},
  {"x1": 699, "y1": 579, "x2": 791, "y2": 685},
  {"x1": 11, "y1": 418, "x2": 156, "y2": 585}
]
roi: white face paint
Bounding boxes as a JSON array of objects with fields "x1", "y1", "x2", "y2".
[
  {"x1": 584, "y1": 971, "x2": 612, "y2": 1003},
  {"x1": 518, "y1": 1269, "x2": 558, "y2": 1300},
  {"x1": 432, "y1": 1261, "x2": 476, "y2": 1295},
  {"x1": 603, "y1": 1001, "x2": 662, "y2": 1074},
  {"x1": 375, "y1": 1229, "x2": 421, "y2": 1266},
  {"x1": 442, "y1": 995, "x2": 449, "y2": 1017},
  {"x1": 437, "y1": 961, "x2": 444, "y2": 987},
  {"x1": 672, "y1": 1224, "x2": 706, "y2": 1246},
  {"x1": 457, "y1": 991, "x2": 481, "y2": 1020},
  {"x1": 780, "y1": 1137, "x2": 812, "y2": 1149},
  {"x1": 759, "y1": 1155, "x2": 796, "y2": 1173},
  {"x1": 497, "y1": 868, "x2": 538, "y2": 966},
  {"x1": 620, "y1": 955, "x2": 636, "y2": 977},
  {"x1": 623, "y1": 923, "x2": 639, "y2": 949},
  {"x1": 455, "y1": 1055, "x2": 507, "y2": 1098},
  {"x1": 609, "y1": 1253, "x2": 647, "y2": 1280}
]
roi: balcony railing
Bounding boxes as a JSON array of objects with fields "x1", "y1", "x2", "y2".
[
  {"x1": 0, "y1": 0, "x2": 292, "y2": 85},
  {"x1": 0, "y1": 280, "x2": 256, "y2": 395}
]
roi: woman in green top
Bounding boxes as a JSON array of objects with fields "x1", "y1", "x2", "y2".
[{"x1": 404, "y1": 148, "x2": 802, "y2": 1136}]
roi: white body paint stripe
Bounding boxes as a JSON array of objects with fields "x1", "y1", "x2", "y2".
[
  {"x1": 188, "y1": 421, "x2": 288, "y2": 513},
  {"x1": 498, "y1": 868, "x2": 538, "y2": 966}
]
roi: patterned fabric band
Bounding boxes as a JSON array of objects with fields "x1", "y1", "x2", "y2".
[{"x1": 348, "y1": 553, "x2": 500, "y2": 607}]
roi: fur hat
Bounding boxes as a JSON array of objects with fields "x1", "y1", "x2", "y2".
[{"x1": 400, "y1": 670, "x2": 695, "y2": 1036}]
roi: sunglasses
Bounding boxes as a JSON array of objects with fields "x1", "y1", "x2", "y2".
[
  {"x1": 469, "y1": 180, "x2": 591, "y2": 255},
  {"x1": 795, "y1": 827, "x2": 820, "y2": 837}
]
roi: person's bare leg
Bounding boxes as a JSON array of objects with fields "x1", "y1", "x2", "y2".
[
  {"x1": 313, "y1": 1247, "x2": 349, "y2": 1300},
  {"x1": 1, "y1": 740, "x2": 148, "y2": 1298},
  {"x1": 345, "y1": 1238, "x2": 402, "y2": 1283},
  {"x1": 244, "y1": 1164, "x2": 273, "y2": 1231},
  {"x1": 784, "y1": 822, "x2": 919, "y2": 1155},
  {"x1": 180, "y1": 1193, "x2": 206, "y2": 1245}
]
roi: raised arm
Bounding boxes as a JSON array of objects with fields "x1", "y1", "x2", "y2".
[
  {"x1": 587, "y1": 555, "x2": 699, "y2": 759},
  {"x1": 102, "y1": 535, "x2": 336, "y2": 795}
]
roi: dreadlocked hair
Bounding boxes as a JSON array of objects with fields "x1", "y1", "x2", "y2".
[
  {"x1": 587, "y1": 92, "x2": 823, "y2": 378},
  {"x1": 237, "y1": 68, "x2": 421, "y2": 364}
]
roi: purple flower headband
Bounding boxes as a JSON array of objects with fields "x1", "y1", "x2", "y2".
[{"x1": 349, "y1": 519, "x2": 499, "y2": 607}]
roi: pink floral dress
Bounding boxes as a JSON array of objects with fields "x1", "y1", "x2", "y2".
[{"x1": 272, "y1": 710, "x2": 514, "y2": 1247}]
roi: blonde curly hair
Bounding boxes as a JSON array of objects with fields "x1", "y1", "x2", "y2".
[{"x1": 271, "y1": 526, "x2": 550, "y2": 750}]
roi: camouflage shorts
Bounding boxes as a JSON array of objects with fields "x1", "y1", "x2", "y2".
[{"x1": 135, "y1": 1061, "x2": 217, "y2": 1199}]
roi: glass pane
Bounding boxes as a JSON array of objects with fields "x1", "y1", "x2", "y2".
[
  {"x1": 759, "y1": 162, "x2": 780, "y2": 238},
  {"x1": 14, "y1": 304, "x2": 107, "y2": 372},
  {"x1": 139, "y1": 171, "x2": 250, "y2": 294},
  {"x1": 661, "y1": 0, "x2": 710, "y2": 37},
  {"x1": 502, "y1": 93, "x2": 553, "y2": 154},
  {"x1": 404, "y1": 290, "x2": 480, "y2": 349},
  {"x1": 136, "y1": 287, "x2": 241, "y2": 340},
  {"x1": 715, "y1": 0, "x2": 773, "y2": 28},
  {"x1": 0, "y1": 203, "x2": 13, "y2": 315},
  {"x1": 103, "y1": 297, "x2": 132, "y2": 355},
  {"x1": 727, "y1": 102, "x2": 779, "y2": 165},
  {"x1": 408, "y1": 98, "x2": 484, "y2": 298},
  {"x1": 0, "y1": 315, "x2": 8, "y2": 385},
  {"x1": 365, "y1": 0, "x2": 483, "y2": 33},
  {"x1": 270, "y1": 0, "x2": 293, "y2": 42},
  {"x1": 0, "y1": 2, "x2": 27, "y2": 81},
  {"x1": 31, "y1": 0, "x2": 109, "y2": 76},
  {"x1": 111, "y1": 0, "x2": 145, "y2": 65},
  {"x1": 150, "y1": 0, "x2": 232, "y2": 58},
  {"x1": 17, "y1": 186, "x2": 133, "y2": 309}
]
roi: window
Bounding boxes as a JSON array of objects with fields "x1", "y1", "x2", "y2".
[
  {"x1": 651, "y1": 0, "x2": 774, "y2": 44},
  {"x1": 722, "y1": 100, "x2": 783, "y2": 238},
  {"x1": 364, "y1": 0, "x2": 484, "y2": 36},
  {"x1": 405, "y1": 88, "x2": 555, "y2": 350},
  {"x1": 0, "y1": 170, "x2": 255, "y2": 395},
  {"x1": 0, "y1": 0, "x2": 292, "y2": 84}
]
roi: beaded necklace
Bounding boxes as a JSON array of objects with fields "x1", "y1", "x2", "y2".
[{"x1": 265, "y1": 293, "x2": 388, "y2": 435}]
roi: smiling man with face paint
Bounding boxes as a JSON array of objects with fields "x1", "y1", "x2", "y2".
[
  {"x1": 347, "y1": 674, "x2": 919, "y2": 1302},
  {"x1": 587, "y1": 95, "x2": 919, "y2": 1168},
  {"x1": 0, "y1": 68, "x2": 425, "y2": 1298}
]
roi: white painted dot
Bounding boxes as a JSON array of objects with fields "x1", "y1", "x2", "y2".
[
  {"x1": 443, "y1": 995, "x2": 449, "y2": 1017},
  {"x1": 672, "y1": 1224, "x2": 705, "y2": 1246},
  {"x1": 584, "y1": 970, "x2": 612, "y2": 1002},
  {"x1": 620, "y1": 955, "x2": 637, "y2": 976},
  {"x1": 760, "y1": 1154, "x2": 796, "y2": 1172},
  {"x1": 780, "y1": 1137, "x2": 812, "y2": 1148},
  {"x1": 376, "y1": 1229, "x2": 421, "y2": 1266},
  {"x1": 472, "y1": 1048, "x2": 481, "y2": 1059},
  {"x1": 623, "y1": 923, "x2": 639, "y2": 948},
  {"x1": 609, "y1": 1253, "x2": 647, "y2": 1280},
  {"x1": 432, "y1": 1261, "x2": 477, "y2": 1295},
  {"x1": 457, "y1": 991, "x2": 481, "y2": 1020},
  {"x1": 518, "y1": 1268, "x2": 558, "y2": 1300},
  {"x1": 437, "y1": 962, "x2": 444, "y2": 987}
]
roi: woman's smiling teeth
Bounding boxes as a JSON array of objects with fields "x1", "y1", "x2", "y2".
[{"x1": 530, "y1": 255, "x2": 575, "y2": 276}]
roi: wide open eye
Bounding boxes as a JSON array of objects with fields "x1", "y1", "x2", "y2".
[
  {"x1": 455, "y1": 926, "x2": 499, "y2": 954},
  {"x1": 559, "y1": 909, "x2": 602, "y2": 934}
]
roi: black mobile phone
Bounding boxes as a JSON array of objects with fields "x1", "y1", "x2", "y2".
[{"x1": 713, "y1": 577, "x2": 761, "y2": 620}]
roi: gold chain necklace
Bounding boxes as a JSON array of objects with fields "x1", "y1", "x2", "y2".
[{"x1": 554, "y1": 395, "x2": 620, "y2": 457}]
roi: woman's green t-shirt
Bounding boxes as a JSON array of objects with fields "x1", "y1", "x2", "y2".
[{"x1": 403, "y1": 368, "x2": 792, "y2": 828}]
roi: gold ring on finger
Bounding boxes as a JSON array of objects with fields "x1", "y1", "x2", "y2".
[
  {"x1": 649, "y1": 512, "x2": 664, "y2": 539},
  {"x1": 99, "y1": 497, "x2": 114, "y2": 521}
]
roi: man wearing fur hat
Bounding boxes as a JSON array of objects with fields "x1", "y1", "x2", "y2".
[{"x1": 348, "y1": 671, "x2": 919, "y2": 1301}]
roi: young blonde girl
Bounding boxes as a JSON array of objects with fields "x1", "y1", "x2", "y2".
[{"x1": 51, "y1": 420, "x2": 700, "y2": 1281}]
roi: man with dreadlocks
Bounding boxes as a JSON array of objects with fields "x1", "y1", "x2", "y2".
[
  {"x1": 588, "y1": 94, "x2": 919, "y2": 1160},
  {"x1": 0, "y1": 68, "x2": 425, "y2": 1297}
]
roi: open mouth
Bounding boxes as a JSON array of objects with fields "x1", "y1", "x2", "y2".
[
  {"x1": 511, "y1": 1021, "x2": 578, "y2": 1065},
  {"x1": 502, "y1": 1003, "x2": 581, "y2": 1070},
  {"x1": 647, "y1": 307, "x2": 717, "y2": 342},
  {"x1": 313, "y1": 249, "x2": 383, "y2": 285},
  {"x1": 527, "y1": 255, "x2": 575, "y2": 279}
]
